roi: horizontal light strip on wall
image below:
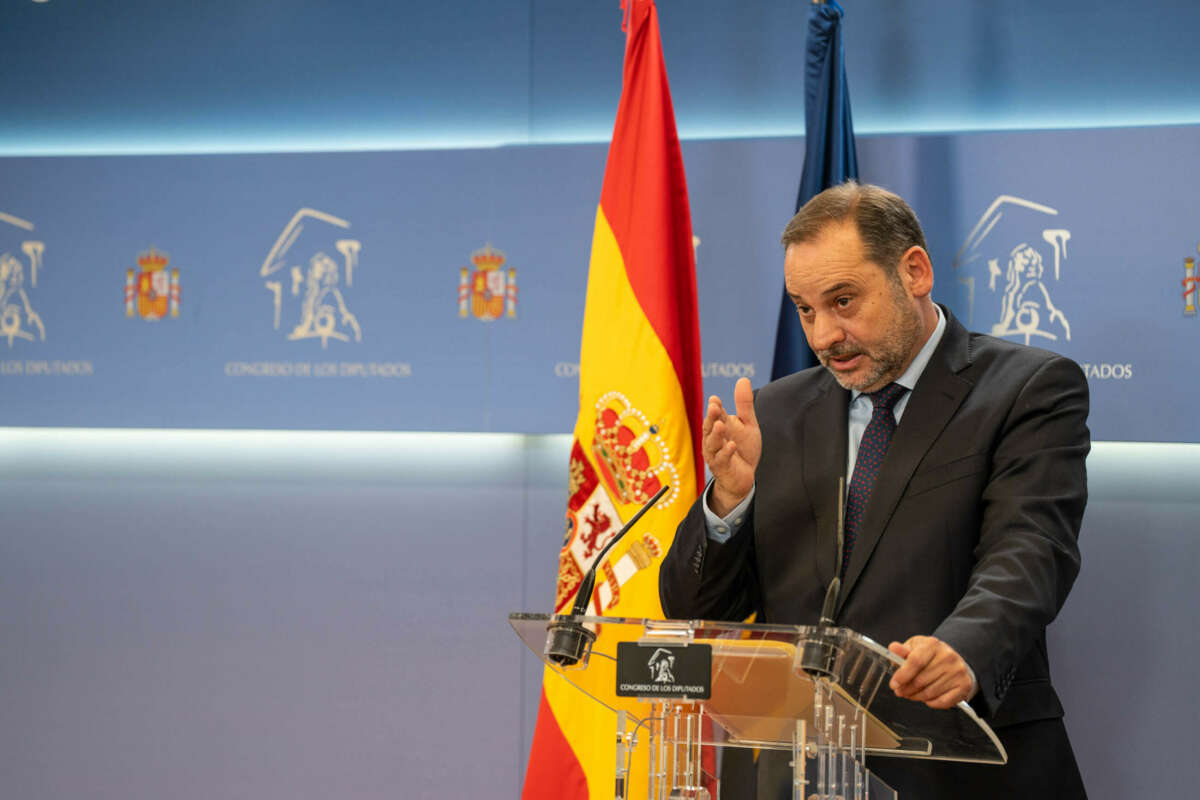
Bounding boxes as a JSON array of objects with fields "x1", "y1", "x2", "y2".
[{"x1": 2, "y1": 428, "x2": 1197, "y2": 500}]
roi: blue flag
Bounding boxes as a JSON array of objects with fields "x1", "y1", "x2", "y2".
[{"x1": 770, "y1": 0, "x2": 859, "y2": 380}]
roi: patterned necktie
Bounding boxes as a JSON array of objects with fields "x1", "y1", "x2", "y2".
[{"x1": 842, "y1": 382, "x2": 908, "y2": 579}]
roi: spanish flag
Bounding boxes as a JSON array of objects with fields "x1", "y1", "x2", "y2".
[{"x1": 521, "y1": 1, "x2": 704, "y2": 797}]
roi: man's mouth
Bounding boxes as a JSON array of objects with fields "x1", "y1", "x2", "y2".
[{"x1": 823, "y1": 351, "x2": 862, "y2": 370}]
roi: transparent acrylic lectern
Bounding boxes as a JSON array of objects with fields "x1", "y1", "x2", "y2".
[{"x1": 511, "y1": 613, "x2": 1006, "y2": 800}]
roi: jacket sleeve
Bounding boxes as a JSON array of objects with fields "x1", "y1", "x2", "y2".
[
  {"x1": 659, "y1": 488, "x2": 761, "y2": 622},
  {"x1": 933, "y1": 355, "x2": 1090, "y2": 717}
]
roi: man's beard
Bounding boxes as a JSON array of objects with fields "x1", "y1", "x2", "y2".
[{"x1": 816, "y1": 293, "x2": 924, "y2": 392}]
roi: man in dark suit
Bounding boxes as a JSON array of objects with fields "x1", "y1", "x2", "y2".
[{"x1": 659, "y1": 182, "x2": 1089, "y2": 799}]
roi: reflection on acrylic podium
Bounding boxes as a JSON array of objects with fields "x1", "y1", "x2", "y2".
[{"x1": 512, "y1": 614, "x2": 1006, "y2": 800}]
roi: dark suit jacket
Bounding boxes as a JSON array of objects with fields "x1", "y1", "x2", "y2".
[{"x1": 660, "y1": 308, "x2": 1090, "y2": 799}]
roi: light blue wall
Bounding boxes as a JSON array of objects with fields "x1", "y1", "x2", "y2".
[
  {"x1": 3, "y1": 2, "x2": 1199, "y2": 799},
  {"x1": 4, "y1": 0, "x2": 1200, "y2": 154},
  {"x1": 3, "y1": 433, "x2": 1197, "y2": 798},
  {"x1": 0, "y1": 429, "x2": 568, "y2": 799},
  {"x1": 1053, "y1": 444, "x2": 1200, "y2": 799}
]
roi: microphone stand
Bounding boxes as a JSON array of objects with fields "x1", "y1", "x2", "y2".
[
  {"x1": 545, "y1": 484, "x2": 671, "y2": 667},
  {"x1": 802, "y1": 477, "x2": 845, "y2": 678}
]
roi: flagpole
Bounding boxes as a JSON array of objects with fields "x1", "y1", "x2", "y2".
[{"x1": 769, "y1": 0, "x2": 859, "y2": 380}]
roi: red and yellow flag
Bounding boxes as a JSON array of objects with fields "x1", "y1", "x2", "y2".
[{"x1": 522, "y1": 1, "x2": 704, "y2": 797}]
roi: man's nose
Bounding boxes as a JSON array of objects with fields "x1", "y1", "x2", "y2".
[{"x1": 806, "y1": 312, "x2": 844, "y2": 351}]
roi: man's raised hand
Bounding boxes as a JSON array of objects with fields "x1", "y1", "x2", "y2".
[{"x1": 703, "y1": 377, "x2": 761, "y2": 516}]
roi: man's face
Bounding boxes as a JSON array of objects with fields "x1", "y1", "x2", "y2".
[{"x1": 784, "y1": 221, "x2": 925, "y2": 393}]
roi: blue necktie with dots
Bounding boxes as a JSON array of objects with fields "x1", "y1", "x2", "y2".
[{"x1": 842, "y1": 382, "x2": 908, "y2": 579}]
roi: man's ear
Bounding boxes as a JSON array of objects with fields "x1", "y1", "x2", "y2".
[{"x1": 899, "y1": 246, "x2": 934, "y2": 298}]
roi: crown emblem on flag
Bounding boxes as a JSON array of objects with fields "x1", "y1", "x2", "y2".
[{"x1": 591, "y1": 391, "x2": 679, "y2": 508}]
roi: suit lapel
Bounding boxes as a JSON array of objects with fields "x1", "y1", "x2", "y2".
[
  {"x1": 836, "y1": 309, "x2": 975, "y2": 614},
  {"x1": 800, "y1": 376, "x2": 850, "y2": 588}
]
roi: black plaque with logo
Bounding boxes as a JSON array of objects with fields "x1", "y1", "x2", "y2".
[{"x1": 615, "y1": 642, "x2": 712, "y2": 699}]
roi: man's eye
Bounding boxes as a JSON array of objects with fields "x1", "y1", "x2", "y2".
[{"x1": 836, "y1": 296, "x2": 852, "y2": 308}]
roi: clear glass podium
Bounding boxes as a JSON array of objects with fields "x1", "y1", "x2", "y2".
[{"x1": 511, "y1": 613, "x2": 1006, "y2": 800}]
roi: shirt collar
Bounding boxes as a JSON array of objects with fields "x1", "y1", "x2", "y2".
[{"x1": 851, "y1": 304, "x2": 946, "y2": 402}]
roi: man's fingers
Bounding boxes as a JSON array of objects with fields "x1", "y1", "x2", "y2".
[
  {"x1": 889, "y1": 638, "x2": 935, "y2": 689},
  {"x1": 888, "y1": 636, "x2": 972, "y2": 709},
  {"x1": 900, "y1": 648, "x2": 958, "y2": 692},
  {"x1": 896, "y1": 664, "x2": 942, "y2": 696},
  {"x1": 705, "y1": 431, "x2": 734, "y2": 467},
  {"x1": 914, "y1": 671, "x2": 971, "y2": 707},
  {"x1": 707, "y1": 417, "x2": 731, "y2": 449},
  {"x1": 906, "y1": 670, "x2": 957, "y2": 701},
  {"x1": 923, "y1": 687, "x2": 965, "y2": 710},
  {"x1": 702, "y1": 396, "x2": 725, "y2": 436},
  {"x1": 732, "y1": 377, "x2": 757, "y2": 426},
  {"x1": 702, "y1": 407, "x2": 730, "y2": 459},
  {"x1": 704, "y1": 382, "x2": 760, "y2": 503}
]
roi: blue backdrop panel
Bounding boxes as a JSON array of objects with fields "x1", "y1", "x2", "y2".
[
  {"x1": 2, "y1": 124, "x2": 1198, "y2": 440},
  {"x1": 859, "y1": 126, "x2": 1200, "y2": 442},
  {"x1": 0, "y1": 147, "x2": 603, "y2": 432}
]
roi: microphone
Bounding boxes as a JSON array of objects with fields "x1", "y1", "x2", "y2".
[
  {"x1": 545, "y1": 483, "x2": 671, "y2": 666},
  {"x1": 818, "y1": 476, "x2": 846, "y2": 627},
  {"x1": 804, "y1": 478, "x2": 845, "y2": 678}
]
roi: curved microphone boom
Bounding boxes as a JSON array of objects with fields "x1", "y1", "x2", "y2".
[
  {"x1": 545, "y1": 483, "x2": 671, "y2": 666},
  {"x1": 804, "y1": 478, "x2": 847, "y2": 678}
]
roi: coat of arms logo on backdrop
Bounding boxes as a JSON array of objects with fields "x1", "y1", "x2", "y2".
[
  {"x1": 457, "y1": 244, "x2": 517, "y2": 321},
  {"x1": 1181, "y1": 246, "x2": 1198, "y2": 316},
  {"x1": 124, "y1": 247, "x2": 180, "y2": 321}
]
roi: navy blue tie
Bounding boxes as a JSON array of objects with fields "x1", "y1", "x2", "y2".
[{"x1": 842, "y1": 382, "x2": 908, "y2": 578}]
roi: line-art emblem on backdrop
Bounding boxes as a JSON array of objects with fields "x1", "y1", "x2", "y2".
[
  {"x1": 1182, "y1": 245, "x2": 1199, "y2": 316},
  {"x1": 556, "y1": 392, "x2": 679, "y2": 615},
  {"x1": 954, "y1": 195, "x2": 1072, "y2": 344},
  {"x1": 0, "y1": 211, "x2": 46, "y2": 346},
  {"x1": 124, "y1": 247, "x2": 180, "y2": 321},
  {"x1": 457, "y1": 243, "x2": 517, "y2": 321},
  {"x1": 259, "y1": 208, "x2": 362, "y2": 347}
]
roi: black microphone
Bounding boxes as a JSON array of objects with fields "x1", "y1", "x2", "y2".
[
  {"x1": 804, "y1": 478, "x2": 845, "y2": 678},
  {"x1": 545, "y1": 483, "x2": 671, "y2": 666},
  {"x1": 818, "y1": 476, "x2": 846, "y2": 627}
]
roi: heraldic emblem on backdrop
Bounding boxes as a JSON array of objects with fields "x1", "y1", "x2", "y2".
[
  {"x1": 259, "y1": 208, "x2": 363, "y2": 348},
  {"x1": 556, "y1": 391, "x2": 680, "y2": 616},
  {"x1": 124, "y1": 247, "x2": 180, "y2": 321},
  {"x1": 1182, "y1": 243, "x2": 1199, "y2": 317},
  {"x1": 457, "y1": 243, "x2": 517, "y2": 321},
  {"x1": 954, "y1": 195, "x2": 1073, "y2": 345},
  {"x1": 1, "y1": 211, "x2": 46, "y2": 346}
]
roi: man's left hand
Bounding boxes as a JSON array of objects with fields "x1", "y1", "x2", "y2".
[{"x1": 887, "y1": 636, "x2": 976, "y2": 709}]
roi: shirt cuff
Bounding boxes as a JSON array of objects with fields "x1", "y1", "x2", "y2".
[{"x1": 702, "y1": 479, "x2": 754, "y2": 543}]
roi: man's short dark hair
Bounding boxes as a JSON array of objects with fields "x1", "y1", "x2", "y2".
[{"x1": 780, "y1": 181, "x2": 928, "y2": 278}]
